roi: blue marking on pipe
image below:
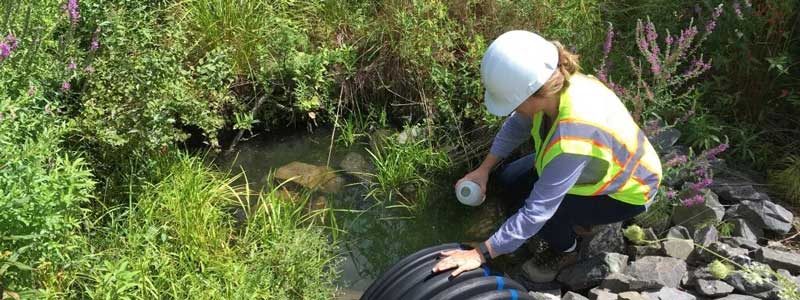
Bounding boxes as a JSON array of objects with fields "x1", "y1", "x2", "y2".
[
  {"x1": 496, "y1": 276, "x2": 504, "y2": 290},
  {"x1": 510, "y1": 289, "x2": 518, "y2": 300},
  {"x1": 482, "y1": 266, "x2": 490, "y2": 276}
]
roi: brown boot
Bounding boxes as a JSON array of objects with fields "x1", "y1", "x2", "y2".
[{"x1": 521, "y1": 250, "x2": 579, "y2": 283}]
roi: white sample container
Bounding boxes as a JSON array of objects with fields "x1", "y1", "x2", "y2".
[{"x1": 455, "y1": 180, "x2": 485, "y2": 206}]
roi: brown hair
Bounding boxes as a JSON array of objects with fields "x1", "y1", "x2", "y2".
[{"x1": 533, "y1": 41, "x2": 581, "y2": 98}]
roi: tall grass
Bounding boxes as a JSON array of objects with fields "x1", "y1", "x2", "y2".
[{"x1": 31, "y1": 152, "x2": 339, "y2": 299}]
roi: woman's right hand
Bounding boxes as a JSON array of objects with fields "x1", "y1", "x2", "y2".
[{"x1": 456, "y1": 168, "x2": 489, "y2": 195}]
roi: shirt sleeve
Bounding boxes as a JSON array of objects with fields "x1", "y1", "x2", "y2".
[
  {"x1": 489, "y1": 112, "x2": 533, "y2": 159},
  {"x1": 488, "y1": 153, "x2": 591, "y2": 255}
]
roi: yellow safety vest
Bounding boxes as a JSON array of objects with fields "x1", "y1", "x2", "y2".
[{"x1": 531, "y1": 73, "x2": 662, "y2": 205}]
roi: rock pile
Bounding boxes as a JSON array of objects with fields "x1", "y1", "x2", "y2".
[{"x1": 515, "y1": 182, "x2": 800, "y2": 300}]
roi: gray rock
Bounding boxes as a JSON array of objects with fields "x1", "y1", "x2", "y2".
[
  {"x1": 528, "y1": 291, "x2": 560, "y2": 300},
  {"x1": 695, "y1": 279, "x2": 734, "y2": 297},
  {"x1": 710, "y1": 178, "x2": 764, "y2": 204},
  {"x1": 668, "y1": 226, "x2": 693, "y2": 240},
  {"x1": 557, "y1": 252, "x2": 629, "y2": 291},
  {"x1": 726, "y1": 200, "x2": 794, "y2": 234},
  {"x1": 275, "y1": 161, "x2": 345, "y2": 193},
  {"x1": 339, "y1": 152, "x2": 372, "y2": 178},
  {"x1": 562, "y1": 291, "x2": 590, "y2": 300},
  {"x1": 684, "y1": 267, "x2": 716, "y2": 287},
  {"x1": 755, "y1": 247, "x2": 800, "y2": 274},
  {"x1": 600, "y1": 272, "x2": 661, "y2": 292},
  {"x1": 625, "y1": 244, "x2": 663, "y2": 260},
  {"x1": 722, "y1": 237, "x2": 761, "y2": 251},
  {"x1": 724, "y1": 271, "x2": 774, "y2": 295},
  {"x1": 644, "y1": 227, "x2": 658, "y2": 242},
  {"x1": 698, "y1": 242, "x2": 749, "y2": 263},
  {"x1": 641, "y1": 287, "x2": 696, "y2": 300},
  {"x1": 617, "y1": 291, "x2": 646, "y2": 300},
  {"x1": 714, "y1": 295, "x2": 761, "y2": 300},
  {"x1": 589, "y1": 287, "x2": 619, "y2": 300},
  {"x1": 663, "y1": 239, "x2": 695, "y2": 260},
  {"x1": 671, "y1": 189, "x2": 725, "y2": 231},
  {"x1": 731, "y1": 218, "x2": 764, "y2": 243},
  {"x1": 624, "y1": 256, "x2": 687, "y2": 289},
  {"x1": 651, "y1": 127, "x2": 681, "y2": 152},
  {"x1": 579, "y1": 222, "x2": 625, "y2": 261},
  {"x1": 693, "y1": 226, "x2": 719, "y2": 255}
]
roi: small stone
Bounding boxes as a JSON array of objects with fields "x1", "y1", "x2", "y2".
[
  {"x1": 695, "y1": 279, "x2": 735, "y2": 297},
  {"x1": 698, "y1": 242, "x2": 749, "y2": 264},
  {"x1": 755, "y1": 247, "x2": 800, "y2": 274},
  {"x1": 693, "y1": 225, "x2": 719, "y2": 253},
  {"x1": 579, "y1": 222, "x2": 625, "y2": 261},
  {"x1": 641, "y1": 287, "x2": 696, "y2": 300},
  {"x1": 730, "y1": 218, "x2": 763, "y2": 243},
  {"x1": 588, "y1": 287, "x2": 619, "y2": 300},
  {"x1": 651, "y1": 127, "x2": 681, "y2": 152},
  {"x1": 557, "y1": 253, "x2": 629, "y2": 290},
  {"x1": 644, "y1": 227, "x2": 658, "y2": 241},
  {"x1": 663, "y1": 239, "x2": 695, "y2": 260},
  {"x1": 624, "y1": 256, "x2": 688, "y2": 289},
  {"x1": 600, "y1": 272, "x2": 660, "y2": 292},
  {"x1": 562, "y1": 291, "x2": 590, "y2": 300},
  {"x1": 617, "y1": 291, "x2": 646, "y2": 300},
  {"x1": 713, "y1": 294, "x2": 761, "y2": 300},
  {"x1": 527, "y1": 291, "x2": 560, "y2": 300},
  {"x1": 668, "y1": 225, "x2": 692, "y2": 240},
  {"x1": 625, "y1": 244, "x2": 663, "y2": 260},
  {"x1": 684, "y1": 267, "x2": 716, "y2": 287},
  {"x1": 275, "y1": 161, "x2": 345, "y2": 193},
  {"x1": 726, "y1": 200, "x2": 794, "y2": 234},
  {"x1": 671, "y1": 189, "x2": 725, "y2": 231}
]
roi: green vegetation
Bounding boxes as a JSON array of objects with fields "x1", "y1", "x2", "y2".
[{"x1": 2, "y1": 0, "x2": 799, "y2": 298}]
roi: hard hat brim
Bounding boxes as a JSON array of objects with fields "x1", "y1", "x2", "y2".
[{"x1": 484, "y1": 90, "x2": 517, "y2": 117}]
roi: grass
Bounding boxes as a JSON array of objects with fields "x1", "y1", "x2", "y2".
[
  {"x1": 25, "y1": 152, "x2": 339, "y2": 299},
  {"x1": 770, "y1": 155, "x2": 800, "y2": 205}
]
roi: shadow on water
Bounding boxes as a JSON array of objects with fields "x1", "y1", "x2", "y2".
[{"x1": 213, "y1": 129, "x2": 508, "y2": 299}]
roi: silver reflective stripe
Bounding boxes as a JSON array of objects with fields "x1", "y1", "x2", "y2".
[
  {"x1": 634, "y1": 161, "x2": 660, "y2": 199},
  {"x1": 596, "y1": 131, "x2": 646, "y2": 194},
  {"x1": 546, "y1": 122, "x2": 631, "y2": 166}
]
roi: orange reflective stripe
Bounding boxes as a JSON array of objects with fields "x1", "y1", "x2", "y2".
[
  {"x1": 594, "y1": 130, "x2": 646, "y2": 195},
  {"x1": 543, "y1": 136, "x2": 624, "y2": 168}
]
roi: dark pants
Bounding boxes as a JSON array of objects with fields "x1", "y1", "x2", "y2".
[{"x1": 494, "y1": 154, "x2": 646, "y2": 252}]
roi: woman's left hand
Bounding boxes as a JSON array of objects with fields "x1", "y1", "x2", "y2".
[{"x1": 431, "y1": 249, "x2": 484, "y2": 277}]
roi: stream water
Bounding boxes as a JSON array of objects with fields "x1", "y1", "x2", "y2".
[{"x1": 214, "y1": 129, "x2": 510, "y2": 299}]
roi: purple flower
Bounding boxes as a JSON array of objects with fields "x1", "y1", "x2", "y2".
[
  {"x1": 666, "y1": 190, "x2": 678, "y2": 199},
  {"x1": 690, "y1": 177, "x2": 714, "y2": 191},
  {"x1": 665, "y1": 34, "x2": 674, "y2": 46},
  {"x1": 61, "y1": 81, "x2": 71, "y2": 92},
  {"x1": 681, "y1": 194, "x2": 705, "y2": 207},
  {"x1": 67, "y1": 60, "x2": 77, "y2": 71},
  {"x1": 603, "y1": 23, "x2": 615, "y2": 56},
  {"x1": 702, "y1": 143, "x2": 729, "y2": 160},
  {"x1": 705, "y1": 4, "x2": 724, "y2": 33},
  {"x1": 64, "y1": 0, "x2": 80, "y2": 26},
  {"x1": 5, "y1": 34, "x2": 17, "y2": 50},
  {"x1": 0, "y1": 43, "x2": 10, "y2": 60},
  {"x1": 665, "y1": 155, "x2": 688, "y2": 167},
  {"x1": 733, "y1": 2, "x2": 744, "y2": 20},
  {"x1": 90, "y1": 27, "x2": 100, "y2": 51}
]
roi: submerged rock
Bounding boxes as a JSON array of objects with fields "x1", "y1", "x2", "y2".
[
  {"x1": 339, "y1": 152, "x2": 372, "y2": 179},
  {"x1": 275, "y1": 161, "x2": 345, "y2": 193},
  {"x1": 623, "y1": 256, "x2": 687, "y2": 289}
]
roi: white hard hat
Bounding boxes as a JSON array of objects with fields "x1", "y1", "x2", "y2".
[{"x1": 481, "y1": 30, "x2": 559, "y2": 116}]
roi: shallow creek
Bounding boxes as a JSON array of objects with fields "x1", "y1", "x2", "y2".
[{"x1": 214, "y1": 129, "x2": 509, "y2": 299}]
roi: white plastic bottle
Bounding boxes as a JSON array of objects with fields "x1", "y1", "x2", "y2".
[{"x1": 455, "y1": 180, "x2": 485, "y2": 206}]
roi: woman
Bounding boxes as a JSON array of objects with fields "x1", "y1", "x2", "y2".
[{"x1": 432, "y1": 30, "x2": 662, "y2": 282}]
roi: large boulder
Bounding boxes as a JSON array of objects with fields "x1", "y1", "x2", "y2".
[
  {"x1": 726, "y1": 200, "x2": 794, "y2": 234},
  {"x1": 557, "y1": 252, "x2": 629, "y2": 290},
  {"x1": 671, "y1": 189, "x2": 725, "y2": 231},
  {"x1": 755, "y1": 247, "x2": 800, "y2": 274},
  {"x1": 710, "y1": 178, "x2": 764, "y2": 204},
  {"x1": 275, "y1": 161, "x2": 345, "y2": 193},
  {"x1": 695, "y1": 279, "x2": 735, "y2": 297},
  {"x1": 579, "y1": 222, "x2": 625, "y2": 261},
  {"x1": 641, "y1": 287, "x2": 696, "y2": 300},
  {"x1": 623, "y1": 256, "x2": 687, "y2": 289}
]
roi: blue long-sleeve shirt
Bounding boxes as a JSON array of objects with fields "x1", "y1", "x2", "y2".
[{"x1": 487, "y1": 113, "x2": 593, "y2": 255}]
